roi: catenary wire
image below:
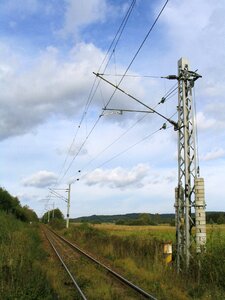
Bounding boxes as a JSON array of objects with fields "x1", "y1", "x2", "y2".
[
  {"x1": 104, "y1": 0, "x2": 169, "y2": 109},
  {"x1": 78, "y1": 114, "x2": 148, "y2": 175},
  {"x1": 43, "y1": 0, "x2": 137, "y2": 209},
  {"x1": 57, "y1": 79, "x2": 176, "y2": 184},
  {"x1": 162, "y1": 84, "x2": 178, "y2": 100},
  {"x1": 57, "y1": 0, "x2": 169, "y2": 184},
  {"x1": 77, "y1": 0, "x2": 136, "y2": 120},
  {"x1": 56, "y1": 0, "x2": 136, "y2": 184},
  {"x1": 73, "y1": 84, "x2": 177, "y2": 177},
  {"x1": 83, "y1": 0, "x2": 136, "y2": 111},
  {"x1": 45, "y1": 80, "x2": 176, "y2": 212},
  {"x1": 59, "y1": 115, "x2": 102, "y2": 183},
  {"x1": 99, "y1": 73, "x2": 163, "y2": 78},
  {"x1": 193, "y1": 86, "x2": 200, "y2": 175},
  {"x1": 80, "y1": 0, "x2": 136, "y2": 117},
  {"x1": 79, "y1": 123, "x2": 171, "y2": 181},
  {"x1": 43, "y1": 1, "x2": 170, "y2": 212},
  {"x1": 95, "y1": 72, "x2": 178, "y2": 128},
  {"x1": 76, "y1": 110, "x2": 177, "y2": 182}
]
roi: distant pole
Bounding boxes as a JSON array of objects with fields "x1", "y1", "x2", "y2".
[
  {"x1": 47, "y1": 210, "x2": 50, "y2": 223},
  {"x1": 66, "y1": 184, "x2": 71, "y2": 229}
]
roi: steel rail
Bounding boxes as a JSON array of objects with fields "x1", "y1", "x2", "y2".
[
  {"x1": 44, "y1": 230, "x2": 87, "y2": 300},
  {"x1": 46, "y1": 227, "x2": 157, "y2": 300}
]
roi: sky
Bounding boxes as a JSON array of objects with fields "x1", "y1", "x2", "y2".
[{"x1": 1, "y1": 0, "x2": 225, "y2": 218}]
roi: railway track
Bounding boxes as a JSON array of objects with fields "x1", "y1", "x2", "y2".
[{"x1": 43, "y1": 226, "x2": 157, "y2": 300}]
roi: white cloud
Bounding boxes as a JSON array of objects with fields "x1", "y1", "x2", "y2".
[
  {"x1": 162, "y1": 1, "x2": 212, "y2": 41},
  {"x1": 196, "y1": 111, "x2": 225, "y2": 132},
  {"x1": 22, "y1": 170, "x2": 57, "y2": 188},
  {"x1": 0, "y1": 40, "x2": 152, "y2": 141},
  {"x1": 85, "y1": 163, "x2": 150, "y2": 189},
  {"x1": 196, "y1": 111, "x2": 217, "y2": 131},
  {"x1": 0, "y1": 43, "x2": 104, "y2": 140},
  {"x1": 161, "y1": 0, "x2": 225, "y2": 104},
  {"x1": 201, "y1": 148, "x2": 225, "y2": 161},
  {"x1": 204, "y1": 82, "x2": 225, "y2": 98},
  {"x1": 15, "y1": 191, "x2": 42, "y2": 203},
  {"x1": 205, "y1": 103, "x2": 225, "y2": 124},
  {"x1": 1, "y1": 0, "x2": 225, "y2": 217},
  {"x1": 161, "y1": 0, "x2": 225, "y2": 57},
  {"x1": 61, "y1": 0, "x2": 108, "y2": 37}
]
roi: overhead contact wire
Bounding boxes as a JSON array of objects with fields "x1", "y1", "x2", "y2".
[
  {"x1": 74, "y1": 84, "x2": 177, "y2": 178},
  {"x1": 80, "y1": 126, "x2": 165, "y2": 181},
  {"x1": 104, "y1": 0, "x2": 170, "y2": 109},
  {"x1": 57, "y1": 0, "x2": 136, "y2": 183}
]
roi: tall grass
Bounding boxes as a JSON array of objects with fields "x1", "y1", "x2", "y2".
[
  {"x1": 0, "y1": 211, "x2": 54, "y2": 299},
  {"x1": 199, "y1": 226, "x2": 225, "y2": 293},
  {"x1": 59, "y1": 223, "x2": 184, "y2": 299},
  {"x1": 56, "y1": 222, "x2": 225, "y2": 300}
]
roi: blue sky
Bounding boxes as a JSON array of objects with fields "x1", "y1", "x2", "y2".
[{"x1": 1, "y1": 0, "x2": 225, "y2": 218}]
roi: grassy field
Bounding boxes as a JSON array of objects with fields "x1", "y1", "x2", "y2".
[
  {"x1": 2, "y1": 209, "x2": 224, "y2": 299},
  {"x1": 93, "y1": 223, "x2": 176, "y2": 240},
  {"x1": 0, "y1": 211, "x2": 55, "y2": 299},
  {"x1": 93, "y1": 222, "x2": 225, "y2": 237},
  {"x1": 55, "y1": 222, "x2": 225, "y2": 300}
]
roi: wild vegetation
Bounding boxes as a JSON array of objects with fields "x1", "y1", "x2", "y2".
[
  {"x1": 0, "y1": 211, "x2": 55, "y2": 299},
  {"x1": 51, "y1": 222, "x2": 225, "y2": 300},
  {"x1": 0, "y1": 188, "x2": 57, "y2": 299},
  {"x1": 1, "y1": 186, "x2": 225, "y2": 299},
  {"x1": 42, "y1": 208, "x2": 64, "y2": 223},
  {"x1": 0, "y1": 187, "x2": 38, "y2": 222}
]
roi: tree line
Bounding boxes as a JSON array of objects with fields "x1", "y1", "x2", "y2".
[
  {"x1": 72, "y1": 212, "x2": 225, "y2": 226},
  {"x1": 41, "y1": 208, "x2": 64, "y2": 223},
  {"x1": 0, "y1": 187, "x2": 38, "y2": 222}
]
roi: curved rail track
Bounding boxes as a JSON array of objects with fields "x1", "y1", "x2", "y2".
[{"x1": 43, "y1": 226, "x2": 157, "y2": 300}]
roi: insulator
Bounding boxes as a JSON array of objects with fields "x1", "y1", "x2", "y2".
[
  {"x1": 160, "y1": 97, "x2": 166, "y2": 104},
  {"x1": 166, "y1": 75, "x2": 178, "y2": 80}
]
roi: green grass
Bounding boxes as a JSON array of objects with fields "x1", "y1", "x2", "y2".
[
  {"x1": 93, "y1": 223, "x2": 176, "y2": 241},
  {"x1": 0, "y1": 211, "x2": 55, "y2": 299},
  {"x1": 55, "y1": 222, "x2": 225, "y2": 300}
]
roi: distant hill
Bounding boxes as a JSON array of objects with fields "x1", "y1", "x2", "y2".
[
  {"x1": 71, "y1": 213, "x2": 175, "y2": 225},
  {"x1": 71, "y1": 211, "x2": 225, "y2": 225}
]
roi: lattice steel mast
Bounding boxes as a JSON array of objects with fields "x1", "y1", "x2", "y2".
[
  {"x1": 175, "y1": 58, "x2": 206, "y2": 271},
  {"x1": 94, "y1": 57, "x2": 207, "y2": 272}
]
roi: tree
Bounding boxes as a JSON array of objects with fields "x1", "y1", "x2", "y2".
[
  {"x1": 53, "y1": 208, "x2": 64, "y2": 219},
  {"x1": 217, "y1": 214, "x2": 225, "y2": 224},
  {"x1": 0, "y1": 188, "x2": 19, "y2": 213},
  {"x1": 139, "y1": 213, "x2": 151, "y2": 225},
  {"x1": 41, "y1": 208, "x2": 64, "y2": 223},
  {"x1": 0, "y1": 187, "x2": 38, "y2": 222}
]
